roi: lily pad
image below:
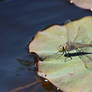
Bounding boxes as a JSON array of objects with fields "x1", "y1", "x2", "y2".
[
  {"x1": 69, "y1": 0, "x2": 92, "y2": 10},
  {"x1": 29, "y1": 16, "x2": 92, "y2": 92}
]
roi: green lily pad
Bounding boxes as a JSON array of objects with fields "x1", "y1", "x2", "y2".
[
  {"x1": 29, "y1": 16, "x2": 92, "y2": 92},
  {"x1": 69, "y1": 0, "x2": 92, "y2": 10}
]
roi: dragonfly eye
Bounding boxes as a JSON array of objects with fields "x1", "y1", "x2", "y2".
[{"x1": 58, "y1": 46, "x2": 64, "y2": 52}]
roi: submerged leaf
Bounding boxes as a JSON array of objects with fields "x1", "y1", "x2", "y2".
[{"x1": 29, "y1": 16, "x2": 92, "y2": 92}]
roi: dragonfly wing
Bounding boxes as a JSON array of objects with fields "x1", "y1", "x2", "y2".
[
  {"x1": 79, "y1": 53, "x2": 92, "y2": 70},
  {"x1": 72, "y1": 25, "x2": 90, "y2": 44},
  {"x1": 64, "y1": 20, "x2": 71, "y2": 42},
  {"x1": 64, "y1": 20, "x2": 84, "y2": 43},
  {"x1": 65, "y1": 20, "x2": 91, "y2": 44}
]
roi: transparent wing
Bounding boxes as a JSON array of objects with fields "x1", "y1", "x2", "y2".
[
  {"x1": 65, "y1": 20, "x2": 90, "y2": 44},
  {"x1": 72, "y1": 26, "x2": 89, "y2": 44},
  {"x1": 65, "y1": 20, "x2": 80, "y2": 42},
  {"x1": 78, "y1": 48, "x2": 92, "y2": 70},
  {"x1": 79, "y1": 54, "x2": 92, "y2": 70},
  {"x1": 64, "y1": 19, "x2": 71, "y2": 42}
]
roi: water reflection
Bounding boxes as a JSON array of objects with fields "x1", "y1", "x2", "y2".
[{"x1": 10, "y1": 54, "x2": 59, "y2": 92}]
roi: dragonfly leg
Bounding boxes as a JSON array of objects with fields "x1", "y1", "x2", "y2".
[
  {"x1": 64, "y1": 53, "x2": 72, "y2": 62},
  {"x1": 56, "y1": 51, "x2": 65, "y2": 59},
  {"x1": 64, "y1": 57, "x2": 68, "y2": 62},
  {"x1": 70, "y1": 56, "x2": 72, "y2": 60},
  {"x1": 60, "y1": 51, "x2": 65, "y2": 55},
  {"x1": 64, "y1": 50, "x2": 69, "y2": 54},
  {"x1": 64, "y1": 57, "x2": 72, "y2": 62}
]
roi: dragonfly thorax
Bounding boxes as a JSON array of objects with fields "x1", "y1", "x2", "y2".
[{"x1": 64, "y1": 41, "x2": 75, "y2": 51}]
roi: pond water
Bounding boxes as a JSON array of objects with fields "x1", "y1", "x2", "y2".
[{"x1": 0, "y1": 0, "x2": 91, "y2": 92}]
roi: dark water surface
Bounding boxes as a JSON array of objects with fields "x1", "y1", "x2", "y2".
[{"x1": 0, "y1": 0, "x2": 91, "y2": 92}]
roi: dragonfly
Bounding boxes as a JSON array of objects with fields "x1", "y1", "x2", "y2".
[{"x1": 57, "y1": 20, "x2": 92, "y2": 70}]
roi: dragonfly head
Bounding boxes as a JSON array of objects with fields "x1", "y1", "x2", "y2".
[{"x1": 58, "y1": 46, "x2": 64, "y2": 52}]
